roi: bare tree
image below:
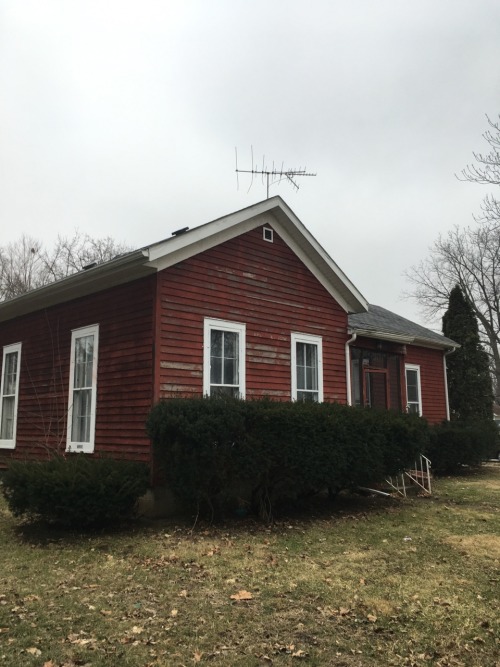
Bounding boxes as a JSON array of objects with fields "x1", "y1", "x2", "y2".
[
  {"x1": 407, "y1": 115, "x2": 500, "y2": 401},
  {"x1": 459, "y1": 115, "x2": 500, "y2": 187},
  {"x1": 0, "y1": 232, "x2": 131, "y2": 302},
  {"x1": 407, "y1": 223, "x2": 500, "y2": 401}
]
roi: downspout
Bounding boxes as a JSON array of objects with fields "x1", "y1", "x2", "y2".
[
  {"x1": 345, "y1": 332, "x2": 357, "y2": 406},
  {"x1": 443, "y1": 347, "x2": 456, "y2": 421}
]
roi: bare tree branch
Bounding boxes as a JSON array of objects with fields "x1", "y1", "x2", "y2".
[{"x1": 0, "y1": 232, "x2": 131, "y2": 302}]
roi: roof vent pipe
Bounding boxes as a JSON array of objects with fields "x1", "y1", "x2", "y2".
[{"x1": 171, "y1": 227, "x2": 189, "y2": 236}]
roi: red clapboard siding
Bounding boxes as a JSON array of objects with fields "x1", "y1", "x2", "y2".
[
  {"x1": 0, "y1": 276, "x2": 156, "y2": 464},
  {"x1": 406, "y1": 344, "x2": 447, "y2": 424},
  {"x1": 157, "y1": 225, "x2": 349, "y2": 402}
]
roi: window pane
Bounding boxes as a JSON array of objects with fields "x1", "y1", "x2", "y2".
[
  {"x1": 210, "y1": 329, "x2": 239, "y2": 393},
  {"x1": 223, "y1": 358, "x2": 237, "y2": 385},
  {"x1": 71, "y1": 389, "x2": 92, "y2": 442},
  {"x1": 223, "y1": 331, "x2": 237, "y2": 359},
  {"x1": 210, "y1": 356, "x2": 222, "y2": 384},
  {"x1": 408, "y1": 403, "x2": 420, "y2": 415},
  {"x1": 306, "y1": 365, "x2": 318, "y2": 391},
  {"x1": 296, "y1": 342, "x2": 305, "y2": 367},
  {"x1": 0, "y1": 396, "x2": 15, "y2": 439},
  {"x1": 74, "y1": 335, "x2": 94, "y2": 389},
  {"x1": 211, "y1": 330, "x2": 222, "y2": 358},
  {"x1": 211, "y1": 385, "x2": 239, "y2": 398},
  {"x1": 306, "y1": 344, "x2": 317, "y2": 369},
  {"x1": 297, "y1": 390, "x2": 318, "y2": 402},
  {"x1": 2, "y1": 352, "x2": 18, "y2": 396},
  {"x1": 406, "y1": 370, "x2": 418, "y2": 402},
  {"x1": 297, "y1": 365, "x2": 305, "y2": 390}
]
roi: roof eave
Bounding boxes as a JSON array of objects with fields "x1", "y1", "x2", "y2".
[
  {"x1": 0, "y1": 249, "x2": 152, "y2": 322},
  {"x1": 349, "y1": 327, "x2": 459, "y2": 350}
]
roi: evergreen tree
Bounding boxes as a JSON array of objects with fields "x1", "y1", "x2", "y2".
[{"x1": 442, "y1": 285, "x2": 492, "y2": 422}]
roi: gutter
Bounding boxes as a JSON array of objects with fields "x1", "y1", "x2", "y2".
[{"x1": 350, "y1": 327, "x2": 458, "y2": 351}]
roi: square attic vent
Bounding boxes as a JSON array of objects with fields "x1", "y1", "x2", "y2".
[{"x1": 263, "y1": 227, "x2": 273, "y2": 243}]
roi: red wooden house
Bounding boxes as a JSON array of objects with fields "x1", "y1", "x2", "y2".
[{"x1": 0, "y1": 197, "x2": 457, "y2": 469}]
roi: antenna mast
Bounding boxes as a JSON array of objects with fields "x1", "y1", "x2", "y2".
[{"x1": 235, "y1": 147, "x2": 316, "y2": 198}]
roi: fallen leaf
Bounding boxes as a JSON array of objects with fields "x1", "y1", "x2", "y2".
[
  {"x1": 170, "y1": 608, "x2": 178, "y2": 617},
  {"x1": 26, "y1": 647, "x2": 42, "y2": 656},
  {"x1": 367, "y1": 614, "x2": 377, "y2": 623},
  {"x1": 339, "y1": 607, "x2": 350, "y2": 616},
  {"x1": 433, "y1": 598, "x2": 452, "y2": 606},
  {"x1": 178, "y1": 589, "x2": 188, "y2": 598},
  {"x1": 292, "y1": 649, "x2": 308, "y2": 659},
  {"x1": 193, "y1": 650, "x2": 203, "y2": 662},
  {"x1": 230, "y1": 590, "x2": 253, "y2": 601},
  {"x1": 131, "y1": 625, "x2": 144, "y2": 634}
]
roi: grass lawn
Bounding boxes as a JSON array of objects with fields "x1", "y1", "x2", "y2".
[{"x1": 0, "y1": 466, "x2": 499, "y2": 667}]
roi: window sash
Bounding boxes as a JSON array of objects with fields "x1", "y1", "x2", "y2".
[
  {"x1": 67, "y1": 325, "x2": 99, "y2": 452},
  {"x1": 204, "y1": 319, "x2": 245, "y2": 398},
  {"x1": 291, "y1": 333, "x2": 323, "y2": 402},
  {"x1": 0, "y1": 344, "x2": 22, "y2": 448},
  {"x1": 405, "y1": 364, "x2": 422, "y2": 415}
]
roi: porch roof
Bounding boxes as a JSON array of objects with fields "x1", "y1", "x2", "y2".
[{"x1": 348, "y1": 304, "x2": 458, "y2": 350}]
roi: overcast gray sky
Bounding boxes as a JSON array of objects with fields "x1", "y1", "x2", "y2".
[{"x1": 1, "y1": 1, "x2": 499, "y2": 327}]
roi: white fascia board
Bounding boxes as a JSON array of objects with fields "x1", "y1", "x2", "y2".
[
  {"x1": 270, "y1": 201, "x2": 368, "y2": 314},
  {"x1": 147, "y1": 211, "x2": 277, "y2": 270},
  {"x1": 147, "y1": 196, "x2": 368, "y2": 315}
]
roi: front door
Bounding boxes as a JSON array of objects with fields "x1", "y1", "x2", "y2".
[{"x1": 363, "y1": 369, "x2": 390, "y2": 409}]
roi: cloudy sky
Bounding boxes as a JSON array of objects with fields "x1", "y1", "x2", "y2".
[{"x1": 1, "y1": 1, "x2": 499, "y2": 327}]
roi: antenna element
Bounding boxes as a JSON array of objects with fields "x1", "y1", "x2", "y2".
[{"x1": 235, "y1": 147, "x2": 316, "y2": 198}]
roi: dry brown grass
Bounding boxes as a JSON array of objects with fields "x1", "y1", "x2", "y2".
[{"x1": 0, "y1": 465, "x2": 499, "y2": 666}]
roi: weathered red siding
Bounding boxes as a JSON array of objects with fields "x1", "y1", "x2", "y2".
[
  {"x1": 157, "y1": 225, "x2": 349, "y2": 402},
  {"x1": 0, "y1": 276, "x2": 156, "y2": 464},
  {"x1": 406, "y1": 344, "x2": 447, "y2": 424}
]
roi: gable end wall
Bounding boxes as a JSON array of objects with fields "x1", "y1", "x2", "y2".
[{"x1": 157, "y1": 225, "x2": 349, "y2": 401}]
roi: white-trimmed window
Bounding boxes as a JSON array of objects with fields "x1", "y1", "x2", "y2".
[
  {"x1": 203, "y1": 318, "x2": 246, "y2": 398},
  {"x1": 291, "y1": 332, "x2": 323, "y2": 402},
  {"x1": 0, "y1": 343, "x2": 22, "y2": 449},
  {"x1": 67, "y1": 325, "x2": 99, "y2": 453},
  {"x1": 405, "y1": 364, "x2": 422, "y2": 415}
]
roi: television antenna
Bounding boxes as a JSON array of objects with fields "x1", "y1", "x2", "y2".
[{"x1": 235, "y1": 147, "x2": 316, "y2": 199}]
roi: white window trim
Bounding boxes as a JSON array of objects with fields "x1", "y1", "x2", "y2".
[
  {"x1": 203, "y1": 318, "x2": 246, "y2": 398},
  {"x1": 0, "y1": 342, "x2": 22, "y2": 450},
  {"x1": 66, "y1": 324, "x2": 99, "y2": 453},
  {"x1": 291, "y1": 332, "x2": 324, "y2": 402},
  {"x1": 405, "y1": 363, "x2": 422, "y2": 416}
]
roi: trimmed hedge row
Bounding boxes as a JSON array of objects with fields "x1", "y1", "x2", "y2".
[
  {"x1": 147, "y1": 397, "x2": 429, "y2": 519},
  {"x1": 427, "y1": 420, "x2": 498, "y2": 474},
  {"x1": 1, "y1": 455, "x2": 150, "y2": 527}
]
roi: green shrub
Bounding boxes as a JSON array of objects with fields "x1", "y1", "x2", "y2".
[
  {"x1": 1, "y1": 455, "x2": 150, "y2": 527},
  {"x1": 147, "y1": 397, "x2": 429, "y2": 519},
  {"x1": 428, "y1": 420, "x2": 498, "y2": 474}
]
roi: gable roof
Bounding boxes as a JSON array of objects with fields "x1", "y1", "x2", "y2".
[
  {"x1": 348, "y1": 304, "x2": 458, "y2": 350},
  {"x1": 0, "y1": 197, "x2": 368, "y2": 322}
]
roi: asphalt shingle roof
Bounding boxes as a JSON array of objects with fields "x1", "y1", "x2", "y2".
[{"x1": 348, "y1": 304, "x2": 458, "y2": 348}]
